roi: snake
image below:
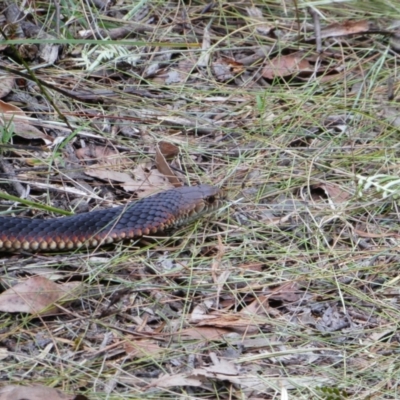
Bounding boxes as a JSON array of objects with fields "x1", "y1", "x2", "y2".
[{"x1": 0, "y1": 185, "x2": 223, "y2": 252}]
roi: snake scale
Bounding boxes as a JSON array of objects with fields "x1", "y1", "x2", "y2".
[{"x1": 0, "y1": 185, "x2": 223, "y2": 252}]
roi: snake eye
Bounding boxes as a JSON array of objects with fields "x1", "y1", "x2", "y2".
[{"x1": 207, "y1": 195, "x2": 216, "y2": 203}]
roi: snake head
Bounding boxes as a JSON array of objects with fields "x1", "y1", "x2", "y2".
[{"x1": 174, "y1": 184, "x2": 225, "y2": 225}]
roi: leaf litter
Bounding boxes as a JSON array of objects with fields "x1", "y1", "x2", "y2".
[{"x1": 0, "y1": 1, "x2": 400, "y2": 399}]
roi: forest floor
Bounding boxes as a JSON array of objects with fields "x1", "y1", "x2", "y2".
[{"x1": 1, "y1": 1, "x2": 400, "y2": 399}]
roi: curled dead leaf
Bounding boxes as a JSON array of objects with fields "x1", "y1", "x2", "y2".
[
  {"x1": 0, "y1": 385, "x2": 87, "y2": 400},
  {"x1": 320, "y1": 20, "x2": 372, "y2": 38},
  {"x1": 0, "y1": 276, "x2": 81, "y2": 315},
  {"x1": 155, "y1": 145, "x2": 181, "y2": 187},
  {"x1": 124, "y1": 338, "x2": 165, "y2": 358},
  {"x1": 149, "y1": 373, "x2": 203, "y2": 389},
  {"x1": 0, "y1": 75, "x2": 15, "y2": 98},
  {"x1": 76, "y1": 145, "x2": 120, "y2": 165},
  {"x1": 85, "y1": 162, "x2": 172, "y2": 196},
  {"x1": 262, "y1": 53, "x2": 312, "y2": 79},
  {"x1": 312, "y1": 182, "x2": 351, "y2": 203},
  {"x1": 0, "y1": 100, "x2": 53, "y2": 142},
  {"x1": 158, "y1": 141, "x2": 179, "y2": 159}
]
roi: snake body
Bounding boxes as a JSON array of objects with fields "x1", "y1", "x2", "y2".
[{"x1": 0, "y1": 185, "x2": 223, "y2": 252}]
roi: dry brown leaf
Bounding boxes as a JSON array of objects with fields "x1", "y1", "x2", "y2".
[
  {"x1": 174, "y1": 60, "x2": 198, "y2": 81},
  {"x1": 0, "y1": 99, "x2": 26, "y2": 117},
  {"x1": 0, "y1": 75, "x2": 15, "y2": 98},
  {"x1": 190, "y1": 307, "x2": 265, "y2": 333},
  {"x1": 126, "y1": 163, "x2": 172, "y2": 195},
  {"x1": 313, "y1": 182, "x2": 351, "y2": 203},
  {"x1": 150, "y1": 366, "x2": 330, "y2": 394},
  {"x1": 124, "y1": 338, "x2": 165, "y2": 358},
  {"x1": 262, "y1": 53, "x2": 312, "y2": 79},
  {"x1": 221, "y1": 56, "x2": 244, "y2": 74},
  {"x1": 155, "y1": 145, "x2": 181, "y2": 187},
  {"x1": 158, "y1": 140, "x2": 179, "y2": 159},
  {"x1": 315, "y1": 69, "x2": 346, "y2": 83},
  {"x1": 83, "y1": 167, "x2": 132, "y2": 185},
  {"x1": 0, "y1": 385, "x2": 85, "y2": 400},
  {"x1": 240, "y1": 295, "x2": 270, "y2": 316},
  {"x1": 148, "y1": 373, "x2": 203, "y2": 388},
  {"x1": 0, "y1": 347, "x2": 8, "y2": 360},
  {"x1": 85, "y1": 161, "x2": 172, "y2": 196},
  {"x1": 152, "y1": 68, "x2": 183, "y2": 85},
  {"x1": 264, "y1": 282, "x2": 304, "y2": 303},
  {"x1": 0, "y1": 276, "x2": 81, "y2": 315},
  {"x1": 246, "y1": 6, "x2": 273, "y2": 35},
  {"x1": 8, "y1": 120, "x2": 53, "y2": 142},
  {"x1": 76, "y1": 145, "x2": 120, "y2": 165},
  {"x1": 238, "y1": 262, "x2": 264, "y2": 272},
  {"x1": 198, "y1": 26, "x2": 211, "y2": 67},
  {"x1": 206, "y1": 352, "x2": 238, "y2": 375},
  {"x1": 212, "y1": 59, "x2": 235, "y2": 81},
  {"x1": 0, "y1": 100, "x2": 52, "y2": 141},
  {"x1": 187, "y1": 353, "x2": 240, "y2": 385},
  {"x1": 84, "y1": 167, "x2": 138, "y2": 193},
  {"x1": 321, "y1": 20, "x2": 372, "y2": 38},
  {"x1": 238, "y1": 286, "x2": 303, "y2": 319},
  {"x1": 38, "y1": 36, "x2": 60, "y2": 64},
  {"x1": 180, "y1": 327, "x2": 231, "y2": 340}
]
